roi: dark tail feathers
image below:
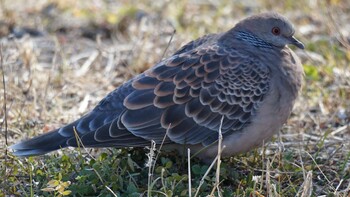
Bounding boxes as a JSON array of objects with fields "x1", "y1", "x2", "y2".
[{"x1": 9, "y1": 130, "x2": 69, "y2": 157}]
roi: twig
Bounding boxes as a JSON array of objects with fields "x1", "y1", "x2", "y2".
[
  {"x1": 337, "y1": 180, "x2": 350, "y2": 195},
  {"x1": 194, "y1": 146, "x2": 226, "y2": 197},
  {"x1": 304, "y1": 151, "x2": 335, "y2": 191},
  {"x1": 330, "y1": 124, "x2": 348, "y2": 136},
  {"x1": 105, "y1": 185, "x2": 118, "y2": 197},
  {"x1": 0, "y1": 43, "x2": 9, "y2": 195},
  {"x1": 216, "y1": 116, "x2": 224, "y2": 182},
  {"x1": 72, "y1": 126, "x2": 96, "y2": 160},
  {"x1": 151, "y1": 124, "x2": 170, "y2": 177},
  {"x1": 159, "y1": 29, "x2": 176, "y2": 62},
  {"x1": 194, "y1": 156, "x2": 218, "y2": 197},
  {"x1": 334, "y1": 178, "x2": 343, "y2": 196},
  {"x1": 0, "y1": 45, "x2": 6, "y2": 146},
  {"x1": 260, "y1": 141, "x2": 266, "y2": 192},
  {"x1": 188, "y1": 148, "x2": 192, "y2": 197},
  {"x1": 92, "y1": 168, "x2": 105, "y2": 185},
  {"x1": 266, "y1": 159, "x2": 271, "y2": 196},
  {"x1": 147, "y1": 140, "x2": 156, "y2": 197},
  {"x1": 75, "y1": 50, "x2": 99, "y2": 77},
  {"x1": 210, "y1": 115, "x2": 225, "y2": 196},
  {"x1": 300, "y1": 171, "x2": 313, "y2": 197},
  {"x1": 161, "y1": 168, "x2": 166, "y2": 194}
]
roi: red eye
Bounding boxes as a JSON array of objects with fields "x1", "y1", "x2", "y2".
[{"x1": 272, "y1": 27, "x2": 280, "y2": 35}]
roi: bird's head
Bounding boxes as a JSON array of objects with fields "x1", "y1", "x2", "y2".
[{"x1": 233, "y1": 12, "x2": 304, "y2": 49}]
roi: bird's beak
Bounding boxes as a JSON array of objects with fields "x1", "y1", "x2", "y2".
[{"x1": 289, "y1": 36, "x2": 304, "y2": 49}]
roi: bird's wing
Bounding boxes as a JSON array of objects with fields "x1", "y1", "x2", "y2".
[
  {"x1": 11, "y1": 43, "x2": 271, "y2": 154},
  {"x1": 72, "y1": 44, "x2": 271, "y2": 147},
  {"x1": 173, "y1": 33, "x2": 220, "y2": 55}
]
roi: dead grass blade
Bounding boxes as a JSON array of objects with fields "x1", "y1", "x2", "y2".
[
  {"x1": 0, "y1": 41, "x2": 9, "y2": 196},
  {"x1": 159, "y1": 29, "x2": 176, "y2": 62},
  {"x1": 210, "y1": 115, "x2": 225, "y2": 197},
  {"x1": 188, "y1": 148, "x2": 192, "y2": 197},
  {"x1": 195, "y1": 116, "x2": 226, "y2": 197},
  {"x1": 147, "y1": 140, "x2": 156, "y2": 197},
  {"x1": 300, "y1": 171, "x2": 313, "y2": 197}
]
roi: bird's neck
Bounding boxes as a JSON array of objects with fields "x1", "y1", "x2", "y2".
[
  {"x1": 235, "y1": 31, "x2": 273, "y2": 49},
  {"x1": 219, "y1": 29, "x2": 277, "y2": 51}
]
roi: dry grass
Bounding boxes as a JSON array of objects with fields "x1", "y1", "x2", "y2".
[{"x1": 1, "y1": 0, "x2": 350, "y2": 196}]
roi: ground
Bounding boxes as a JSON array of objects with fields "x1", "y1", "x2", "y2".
[{"x1": 1, "y1": 0, "x2": 350, "y2": 196}]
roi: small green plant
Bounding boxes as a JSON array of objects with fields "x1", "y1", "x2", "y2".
[{"x1": 41, "y1": 173, "x2": 72, "y2": 197}]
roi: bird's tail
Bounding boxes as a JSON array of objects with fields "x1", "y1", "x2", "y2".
[{"x1": 9, "y1": 129, "x2": 69, "y2": 157}]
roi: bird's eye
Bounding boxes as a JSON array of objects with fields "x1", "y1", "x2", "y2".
[{"x1": 272, "y1": 27, "x2": 280, "y2": 35}]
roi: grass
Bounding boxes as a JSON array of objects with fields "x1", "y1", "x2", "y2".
[{"x1": 1, "y1": 0, "x2": 350, "y2": 196}]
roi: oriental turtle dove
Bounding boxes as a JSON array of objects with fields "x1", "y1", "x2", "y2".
[{"x1": 10, "y1": 12, "x2": 304, "y2": 161}]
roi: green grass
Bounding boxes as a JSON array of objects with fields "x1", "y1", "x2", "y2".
[{"x1": 1, "y1": 0, "x2": 350, "y2": 196}]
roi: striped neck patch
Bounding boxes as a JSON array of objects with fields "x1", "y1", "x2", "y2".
[{"x1": 236, "y1": 31, "x2": 273, "y2": 49}]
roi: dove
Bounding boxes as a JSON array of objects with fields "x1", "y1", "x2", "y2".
[{"x1": 10, "y1": 12, "x2": 304, "y2": 161}]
